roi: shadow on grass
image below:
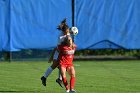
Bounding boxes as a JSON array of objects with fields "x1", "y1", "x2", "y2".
[{"x1": 0, "y1": 90, "x2": 41, "y2": 92}]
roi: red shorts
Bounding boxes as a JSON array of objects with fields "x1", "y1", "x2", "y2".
[{"x1": 60, "y1": 63, "x2": 74, "y2": 69}]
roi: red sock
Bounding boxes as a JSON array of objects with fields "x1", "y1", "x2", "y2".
[
  {"x1": 70, "y1": 77, "x2": 75, "y2": 90},
  {"x1": 62, "y1": 77, "x2": 69, "y2": 90}
]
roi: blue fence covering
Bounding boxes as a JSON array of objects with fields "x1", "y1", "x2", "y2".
[
  {"x1": 0, "y1": 0, "x2": 140, "y2": 51},
  {"x1": 1, "y1": 0, "x2": 72, "y2": 51},
  {"x1": 0, "y1": 0, "x2": 10, "y2": 51},
  {"x1": 75, "y1": 0, "x2": 140, "y2": 49},
  {"x1": 0, "y1": 0, "x2": 5, "y2": 51}
]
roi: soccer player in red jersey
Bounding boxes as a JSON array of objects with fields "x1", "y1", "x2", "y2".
[
  {"x1": 58, "y1": 35, "x2": 77, "y2": 92},
  {"x1": 41, "y1": 18, "x2": 71, "y2": 87}
]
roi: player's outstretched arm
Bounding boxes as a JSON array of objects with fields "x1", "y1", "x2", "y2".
[{"x1": 48, "y1": 48, "x2": 57, "y2": 63}]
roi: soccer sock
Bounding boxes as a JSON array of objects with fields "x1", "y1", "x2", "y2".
[
  {"x1": 62, "y1": 77, "x2": 69, "y2": 90},
  {"x1": 58, "y1": 69, "x2": 62, "y2": 80},
  {"x1": 70, "y1": 77, "x2": 75, "y2": 90},
  {"x1": 43, "y1": 66, "x2": 53, "y2": 78}
]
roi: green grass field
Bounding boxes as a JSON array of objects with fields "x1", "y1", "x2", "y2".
[{"x1": 0, "y1": 60, "x2": 140, "y2": 93}]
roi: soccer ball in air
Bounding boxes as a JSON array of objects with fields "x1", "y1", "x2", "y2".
[{"x1": 70, "y1": 27, "x2": 78, "y2": 36}]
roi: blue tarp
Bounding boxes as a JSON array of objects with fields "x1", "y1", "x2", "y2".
[
  {"x1": 1, "y1": 0, "x2": 72, "y2": 51},
  {"x1": 0, "y1": 0, "x2": 10, "y2": 51},
  {"x1": 75, "y1": 0, "x2": 140, "y2": 49},
  {"x1": 0, "y1": 0, "x2": 5, "y2": 51},
  {"x1": 1, "y1": 0, "x2": 140, "y2": 51}
]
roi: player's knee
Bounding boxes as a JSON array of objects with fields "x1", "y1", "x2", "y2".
[
  {"x1": 62, "y1": 74, "x2": 66, "y2": 78},
  {"x1": 51, "y1": 61, "x2": 59, "y2": 69},
  {"x1": 53, "y1": 59, "x2": 58, "y2": 64},
  {"x1": 70, "y1": 73, "x2": 75, "y2": 77},
  {"x1": 51, "y1": 64, "x2": 57, "y2": 69}
]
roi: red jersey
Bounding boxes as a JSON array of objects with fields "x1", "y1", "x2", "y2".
[{"x1": 58, "y1": 44, "x2": 76, "y2": 66}]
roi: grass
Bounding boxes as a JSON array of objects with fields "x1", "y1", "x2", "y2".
[{"x1": 0, "y1": 60, "x2": 140, "y2": 93}]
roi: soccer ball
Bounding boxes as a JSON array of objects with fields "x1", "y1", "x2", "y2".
[{"x1": 70, "y1": 27, "x2": 78, "y2": 36}]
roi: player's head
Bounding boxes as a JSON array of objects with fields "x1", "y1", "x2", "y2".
[{"x1": 57, "y1": 18, "x2": 69, "y2": 34}]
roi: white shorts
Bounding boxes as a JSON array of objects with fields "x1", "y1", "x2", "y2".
[{"x1": 53, "y1": 50, "x2": 59, "y2": 60}]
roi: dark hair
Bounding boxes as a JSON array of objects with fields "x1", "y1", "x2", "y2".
[{"x1": 57, "y1": 18, "x2": 69, "y2": 32}]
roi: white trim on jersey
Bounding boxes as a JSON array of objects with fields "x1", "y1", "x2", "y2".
[
  {"x1": 53, "y1": 32, "x2": 70, "y2": 60},
  {"x1": 65, "y1": 50, "x2": 75, "y2": 55},
  {"x1": 57, "y1": 32, "x2": 70, "y2": 45}
]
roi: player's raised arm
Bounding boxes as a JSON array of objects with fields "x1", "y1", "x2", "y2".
[{"x1": 48, "y1": 48, "x2": 57, "y2": 63}]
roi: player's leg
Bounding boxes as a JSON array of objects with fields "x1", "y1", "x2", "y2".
[
  {"x1": 52, "y1": 51, "x2": 63, "y2": 88},
  {"x1": 60, "y1": 66, "x2": 69, "y2": 92},
  {"x1": 43, "y1": 59, "x2": 58, "y2": 77},
  {"x1": 41, "y1": 50, "x2": 59, "y2": 86},
  {"x1": 41, "y1": 59, "x2": 58, "y2": 86},
  {"x1": 67, "y1": 66, "x2": 76, "y2": 92},
  {"x1": 56, "y1": 67, "x2": 63, "y2": 88},
  {"x1": 58, "y1": 68, "x2": 62, "y2": 80}
]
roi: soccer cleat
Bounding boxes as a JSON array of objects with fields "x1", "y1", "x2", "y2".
[
  {"x1": 66, "y1": 89, "x2": 70, "y2": 93},
  {"x1": 41, "y1": 76, "x2": 46, "y2": 86},
  {"x1": 56, "y1": 78, "x2": 63, "y2": 88},
  {"x1": 69, "y1": 89, "x2": 76, "y2": 92}
]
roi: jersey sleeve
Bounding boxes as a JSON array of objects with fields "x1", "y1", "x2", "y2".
[{"x1": 58, "y1": 32, "x2": 65, "y2": 45}]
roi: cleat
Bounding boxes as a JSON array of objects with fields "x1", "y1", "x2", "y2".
[
  {"x1": 56, "y1": 78, "x2": 63, "y2": 88},
  {"x1": 66, "y1": 89, "x2": 70, "y2": 92},
  {"x1": 70, "y1": 89, "x2": 76, "y2": 92},
  {"x1": 41, "y1": 76, "x2": 46, "y2": 86}
]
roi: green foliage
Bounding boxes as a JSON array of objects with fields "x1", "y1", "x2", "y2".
[
  {"x1": 75, "y1": 49, "x2": 140, "y2": 56},
  {"x1": 1, "y1": 49, "x2": 140, "y2": 60}
]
